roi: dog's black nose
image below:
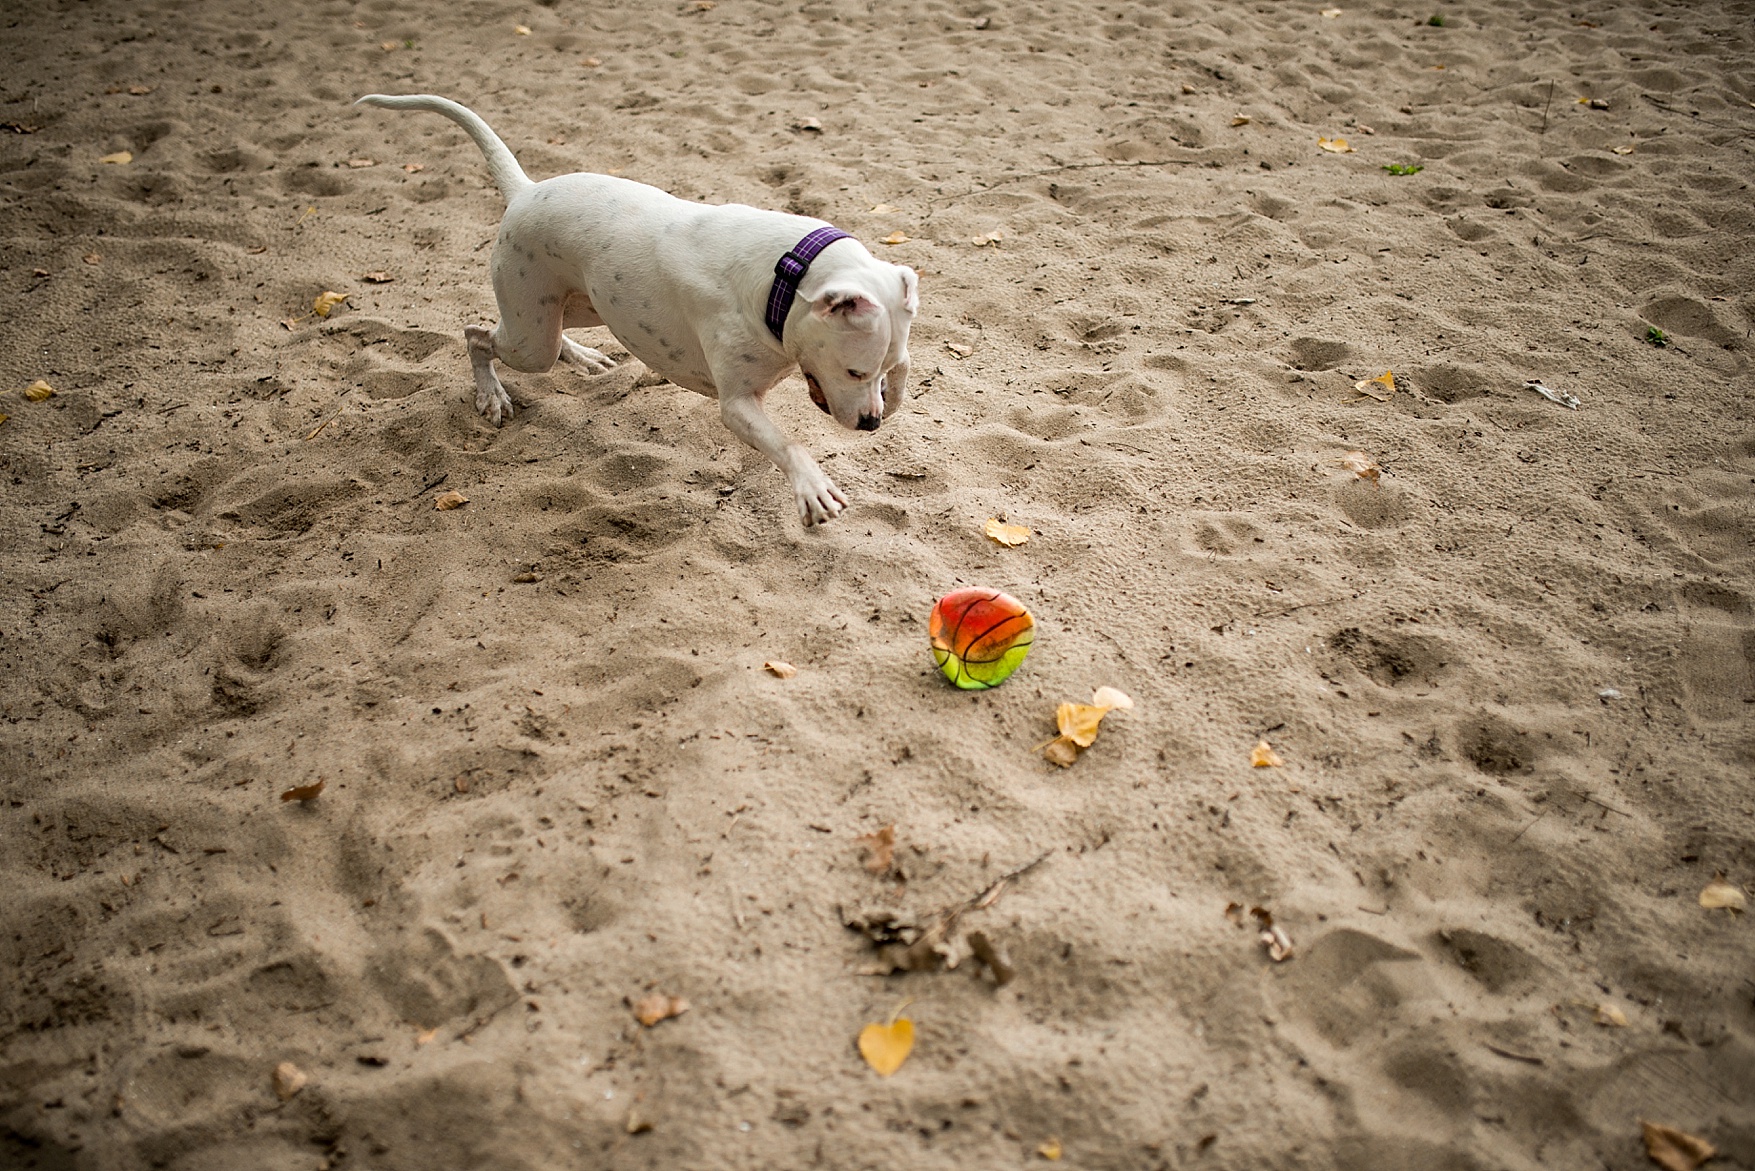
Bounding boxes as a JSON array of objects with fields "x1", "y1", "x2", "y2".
[{"x1": 856, "y1": 413, "x2": 881, "y2": 432}]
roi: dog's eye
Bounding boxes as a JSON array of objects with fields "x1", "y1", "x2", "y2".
[{"x1": 847, "y1": 369, "x2": 866, "y2": 381}]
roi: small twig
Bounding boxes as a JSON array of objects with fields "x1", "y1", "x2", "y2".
[
  {"x1": 971, "y1": 849, "x2": 1052, "y2": 911},
  {"x1": 1484, "y1": 1043, "x2": 1544, "y2": 1066},
  {"x1": 1510, "y1": 808, "x2": 1548, "y2": 843},
  {"x1": 409, "y1": 472, "x2": 449, "y2": 500},
  {"x1": 1540, "y1": 79, "x2": 1555, "y2": 135},
  {"x1": 1570, "y1": 791, "x2": 1631, "y2": 817}
]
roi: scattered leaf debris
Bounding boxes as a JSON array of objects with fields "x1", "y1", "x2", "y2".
[
  {"x1": 1042, "y1": 686, "x2": 1133, "y2": 766},
  {"x1": 856, "y1": 823, "x2": 896, "y2": 875},
  {"x1": 312, "y1": 290, "x2": 348, "y2": 318},
  {"x1": 272, "y1": 1061, "x2": 308, "y2": 1101},
  {"x1": 1250, "y1": 739, "x2": 1284, "y2": 768},
  {"x1": 1241, "y1": 905, "x2": 1294, "y2": 961},
  {"x1": 433, "y1": 490, "x2": 470, "y2": 511},
  {"x1": 1525, "y1": 379, "x2": 1580, "y2": 409},
  {"x1": 880, "y1": 230, "x2": 909, "y2": 245},
  {"x1": 280, "y1": 779, "x2": 326, "y2": 803},
  {"x1": 1699, "y1": 873, "x2": 1745, "y2": 914},
  {"x1": 984, "y1": 518, "x2": 1031, "y2": 546},
  {"x1": 1318, "y1": 136, "x2": 1355, "y2": 153},
  {"x1": 971, "y1": 228, "x2": 1005, "y2": 247},
  {"x1": 1578, "y1": 96, "x2": 1610, "y2": 110},
  {"x1": 870, "y1": 202, "x2": 899, "y2": 214},
  {"x1": 843, "y1": 851, "x2": 1049, "y2": 975},
  {"x1": 99, "y1": 150, "x2": 132, "y2": 165},
  {"x1": 1231, "y1": 114, "x2": 1252, "y2": 126},
  {"x1": 763, "y1": 659, "x2": 797, "y2": 679},
  {"x1": 1353, "y1": 370, "x2": 1396, "y2": 400},
  {"x1": 631, "y1": 993, "x2": 689, "y2": 1027},
  {"x1": 1038, "y1": 1137, "x2": 1064, "y2": 1160},
  {"x1": 1339, "y1": 450, "x2": 1381, "y2": 483},
  {"x1": 1594, "y1": 1003, "x2": 1628, "y2": 1027},
  {"x1": 967, "y1": 931, "x2": 1015, "y2": 986},
  {"x1": 361, "y1": 270, "x2": 394, "y2": 283},
  {"x1": 1641, "y1": 1122, "x2": 1715, "y2": 1171}
]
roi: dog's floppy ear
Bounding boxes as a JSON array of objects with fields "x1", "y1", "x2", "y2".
[
  {"x1": 897, "y1": 266, "x2": 919, "y2": 315},
  {"x1": 810, "y1": 288, "x2": 882, "y2": 329}
]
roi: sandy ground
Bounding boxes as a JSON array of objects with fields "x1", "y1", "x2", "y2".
[{"x1": 3, "y1": 0, "x2": 1754, "y2": 1168}]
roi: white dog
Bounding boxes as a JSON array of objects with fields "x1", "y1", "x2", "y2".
[{"x1": 356, "y1": 94, "x2": 918, "y2": 526}]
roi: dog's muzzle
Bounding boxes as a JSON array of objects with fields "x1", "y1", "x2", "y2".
[{"x1": 805, "y1": 373, "x2": 831, "y2": 415}]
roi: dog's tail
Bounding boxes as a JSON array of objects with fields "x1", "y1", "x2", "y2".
[{"x1": 354, "y1": 94, "x2": 533, "y2": 202}]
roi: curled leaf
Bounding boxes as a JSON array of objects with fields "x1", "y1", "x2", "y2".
[
  {"x1": 1043, "y1": 737, "x2": 1080, "y2": 768},
  {"x1": 1353, "y1": 370, "x2": 1396, "y2": 400},
  {"x1": 23, "y1": 379, "x2": 55, "y2": 402},
  {"x1": 99, "y1": 150, "x2": 133, "y2": 165},
  {"x1": 514, "y1": 24, "x2": 531, "y2": 35},
  {"x1": 1038, "y1": 1137, "x2": 1063, "y2": 1160},
  {"x1": 1057, "y1": 687, "x2": 1133, "y2": 748},
  {"x1": 983, "y1": 518, "x2": 1031, "y2": 546},
  {"x1": 1321, "y1": 7, "x2": 1342, "y2": 15},
  {"x1": 1339, "y1": 450, "x2": 1381, "y2": 483},
  {"x1": 1578, "y1": 96, "x2": 1610, "y2": 110},
  {"x1": 971, "y1": 229, "x2": 1005, "y2": 247},
  {"x1": 1318, "y1": 136, "x2": 1355, "y2": 153},
  {"x1": 1250, "y1": 739, "x2": 1284, "y2": 768},
  {"x1": 631, "y1": 993, "x2": 689, "y2": 1027},
  {"x1": 1641, "y1": 1122, "x2": 1714, "y2": 1171},
  {"x1": 1613, "y1": 144, "x2": 1635, "y2": 155},
  {"x1": 1231, "y1": 114, "x2": 1252, "y2": 126},
  {"x1": 870, "y1": 203, "x2": 899, "y2": 214},
  {"x1": 1699, "y1": 874, "x2": 1746, "y2": 914},
  {"x1": 857, "y1": 1016, "x2": 914, "y2": 1077},
  {"x1": 763, "y1": 659, "x2": 797, "y2": 679},
  {"x1": 1594, "y1": 1003, "x2": 1628, "y2": 1027},
  {"x1": 280, "y1": 779, "x2": 326, "y2": 802},
  {"x1": 880, "y1": 230, "x2": 910, "y2": 245},
  {"x1": 312, "y1": 290, "x2": 348, "y2": 318},
  {"x1": 361, "y1": 271, "x2": 394, "y2": 283},
  {"x1": 433, "y1": 490, "x2": 469, "y2": 510},
  {"x1": 401, "y1": 162, "x2": 425, "y2": 173}
]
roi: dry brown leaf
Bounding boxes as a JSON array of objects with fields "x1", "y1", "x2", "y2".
[
  {"x1": 1181, "y1": 82, "x2": 1197, "y2": 94},
  {"x1": 415, "y1": 1027, "x2": 439, "y2": 1045},
  {"x1": 1614, "y1": 144, "x2": 1635, "y2": 155},
  {"x1": 880, "y1": 230, "x2": 909, "y2": 245},
  {"x1": 0, "y1": 413, "x2": 9, "y2": 428},
  {"x1": 23, "y1": 379, "x2": 55, "y2": 402},
  {"x1": 1231, "y1": 114, "x2": 1252, "y2": 126},
  {"x1": 763, "y1": 659, "x2": 797, "y2": 679},
  {"x1": 984, "y1": 518, "x2": 1031, "y2": 546},
  {"x1": 1251, "y1": 906, "x2": 1294, "y2": 961},
  {"x1": 1353, "y1": 369, "x2": 1396, "y2": 400},
  {"x1": 870, "y1": 202, "x2": 899, "y2": 214},
  {"x1": 793, "y1": 116, "x2": 823, "y2": 133},
  {"x1": 514, "y1": 24, "x2": 532, "y2": 34},
  {"x1": 271, "y1": 1061, "x2": 307, "y2": 1101},
  {"x1": 858, "y1": 1016, "x2": 914, "y2": 1077},
  {"x1": 1641, "y1": 1122, "x2": 1715, "y2": 1171},
  {"x1": 1340, "y1": 450, "x2": 1381, "y2": 483},
  {"x1": 280, "y1": 779, "x2": 325, "y2": 802},
  {"x1": 380, "y1": 40, "x2": 399, "y2": 51},
  {"x1": 1038, "y1": 1137, "x2": 1064, "y2": 1160},
  {"x1": 856, "y1": 824, "x2": 896, "y2": 875},
  {"x1": 632, "y1": 993, "x2": 689, "y2": 1027},
  {"x1": 1579, "y1": 97, "x2": 1610, "y2": 110},
  {"x1": 312, "y1": 290, "x2": 348, "y2": 318},
  {"x1": 1594, "y1": 1003, "x2": 1628, "y2": 1027},
  {"x1": 128, "y1": 85, "x2": 154, "y2": 95},
  {"x1": 1042, "y1": 736, "x2": 1080, "y2": 768},
  {"x1": 361, "y1": 271, "x2": 394, "y2": 283},
  {"x1": 946, "y1": 342, "x2": 973, "y2": 358},
  {"x1": 1317, "y1": 136, "x2": 1355, "y2": 153},
  {"x1": 99, "y1": 150, "x2": 132, "y2": 165},
  {"x1": 82, "y1": 253, "x2": 101, "y2": 265},
  {"x1": 1699, "y1": 873, "x2": 1746, "y2": 914},
  {"x1": 346, "y1": 157, "x2": 376, "y2": 168},
  {"x1": 582, "y1": 56, "x2": 602, "y2": 67},
  {"x1": 401, "y1": 162, "x2": 425, "y2": 173},
  {"x1": 971, "y1": 229, "x2": 1005, "y2": 247},
  {"x1": 433, "y1": 490, "x2": 469, "y2": 511},
  {"x1": 1250, "y1": 739, "x2": 1284, "y2": 768}
]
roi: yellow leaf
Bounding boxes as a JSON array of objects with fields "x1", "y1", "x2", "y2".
[
  {"x1": 764, "y1": 659, "x2": 797, "y2": 679},
  {"x1": 0, "y1": 414, "x2": 8, "y2": 427},
  {"x1": 1317, "y1": 136, "x2": 1355, "y2": 153},
  {"x1": 23, "y1": 379, "x2": 55, "y2": 402},
  {"x1": 312, "y1": 290, "x2": 348, "y2": 318},
  {"x1": 99, "y1": 150, "x2": 132, "y2": 165},
  {"x1": 1232, "y1": 114, "x2": 1252, "y2": 126},
  {"x1": 1353, "y1": 369, "x2": 1395, "y2": 400},
  {"x1": 1641, "y1": 1122, "x2": 1715, "y2": 1171},
  {"x1": 858, "y1": 1017, "x2": 914, "y2": 1077},
  {"x1": 1613, "y1": 144, "x2": 1634, "y2": 155},
  {"x1": 1699, "y1": 874, "x2": 1746, "y2": 914},
  {"x1": 1594, "y1": 1003, "x2": 1628, "y2": 1027},
  {"x1": 1038, "y1": 1137, "x2": 1063, "y2": 1160},
  {"x1": 1250, "y1": 739, "x2": 1283, "y2": 768},
  {"x1": 514, "y1": 24, "x2": 531, "y2": 35},
  {"x1": 433, "y1": 490, "x2": 469, "y2": 511},
  {"x1": 880, "y1": 231, "x2": 910, "y2": 246},
  {"x1": 984, "y1": 518, "x2": 1031, "y2": 546},
  {"x1": 1055, "y1": 688, "x2": 1132, "y2": 749},
  {"x1": 1339, "y1": 450, "x2": 1381, "y2": 483}
]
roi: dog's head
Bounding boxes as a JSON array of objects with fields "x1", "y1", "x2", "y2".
[{"x1": 791, "y1": 261, "x2": 918, "y2": 432}]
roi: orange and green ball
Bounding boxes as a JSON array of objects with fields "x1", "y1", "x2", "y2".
[{"x1": 930, "y1": 588, "x2": 1035, "y2": 690}]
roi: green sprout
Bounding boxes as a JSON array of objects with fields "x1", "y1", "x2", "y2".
[
  {"x1": 1645, "y1": 326, "x2": 1669, "y2": 347},
  {"x1": 1427, "y1": 13, "x2": 1446, "y2": 25},
  {"x1": 1383, "y1": 163, "x2": 1424, "y2": 175}
]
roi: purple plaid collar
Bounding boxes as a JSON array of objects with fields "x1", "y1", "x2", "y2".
[{"x1": 765, "y1": 226, "x2": 851, "y2": 342}]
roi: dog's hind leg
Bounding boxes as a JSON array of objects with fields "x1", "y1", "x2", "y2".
[
  {"x1": 557, "y1": 293, "x2": 617, "y2": 375},
  {"x1": 464, "y1": 271, "x2": 571, "y2": 426}
]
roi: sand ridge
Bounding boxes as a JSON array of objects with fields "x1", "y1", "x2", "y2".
[{"x1": 2, "y1": 0, "x2": 1753, "y2": 1168}]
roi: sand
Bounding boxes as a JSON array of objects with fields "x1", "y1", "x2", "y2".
[{"x1": 3, "y1": 0, "x2": 1753, "y2": 1167}]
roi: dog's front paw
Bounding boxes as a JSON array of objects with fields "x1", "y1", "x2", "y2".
[
  {"x1": 795, "y1": 472, "x2": 848, "y2": 527},
  {"x1": 476, "y1": 382, "x2": 514, "y2": 426}
]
